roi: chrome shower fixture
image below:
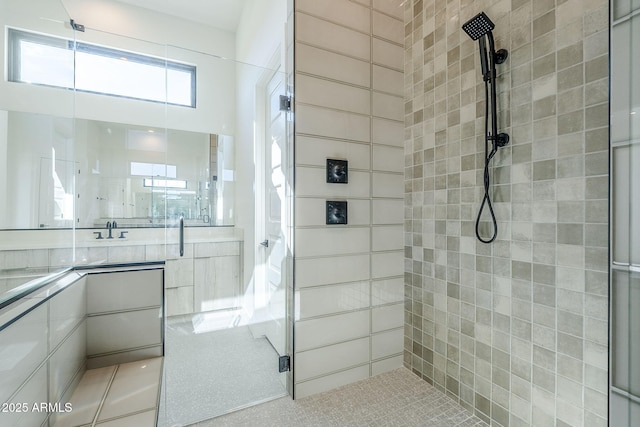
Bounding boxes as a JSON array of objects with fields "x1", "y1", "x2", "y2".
[{"x1": 462, "y1": 11, "x2": 509, "y2": 244}]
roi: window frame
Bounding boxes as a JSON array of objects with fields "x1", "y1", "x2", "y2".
[{"x1": 7, "y1": 28, "x2": 197, "y2": 108}]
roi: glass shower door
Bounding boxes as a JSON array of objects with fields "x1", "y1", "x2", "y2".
[
  {"x1": 158, "y1": 48, "x2": 291, "y2": 426},
  {"x1": 611, "y1": 1, "x2": 640, "y2": 424}
]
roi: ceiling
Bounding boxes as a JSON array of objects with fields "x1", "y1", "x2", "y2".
[{"x1": 115, "y1": 0, "x2": 247, "y2": 32}]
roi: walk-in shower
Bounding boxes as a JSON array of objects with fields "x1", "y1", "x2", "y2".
[{"x1": 462, "y1": 12, "x2": 509, "y2": 243}]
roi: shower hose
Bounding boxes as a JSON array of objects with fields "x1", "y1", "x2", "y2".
[{"x1": 475, "y1": 37, "x2": 499, "y2": 244}]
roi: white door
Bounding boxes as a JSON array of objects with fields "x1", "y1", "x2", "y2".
[{"x1": 263, "y1": 69, "x2": 286, "y2": 356}]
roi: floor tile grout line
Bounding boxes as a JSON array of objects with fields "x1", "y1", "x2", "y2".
[{"x1": 91, "y1": 364, "x2": 119, "y2": 427}]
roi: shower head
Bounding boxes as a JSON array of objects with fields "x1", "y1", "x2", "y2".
[{"x1": 462, "y1": 12, "x2": 495, "y2": 40}]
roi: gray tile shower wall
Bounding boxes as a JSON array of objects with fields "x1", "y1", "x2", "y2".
[
  {"x1": 403, "y1": 1, "x2": 609, "y2": 426},
  {"x1": 293, "y1": 0, "x2": 406, "y2": 398}
]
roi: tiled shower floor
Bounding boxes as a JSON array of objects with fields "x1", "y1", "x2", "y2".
[{"x1": 194, "y1": 367, "x2": 488, "y2": 427}]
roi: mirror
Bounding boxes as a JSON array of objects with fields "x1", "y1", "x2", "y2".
[{"x1": 0, "y1": 111, "x2": 235, "y2": 229}]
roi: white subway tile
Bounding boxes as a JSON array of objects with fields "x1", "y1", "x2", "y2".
[
  {"x1": 296, "y1": 13, "x2": 370, "y2": 61},
  {"x1": 372, "y1": 199, "x2": 404, "y2": 224},
  {"x1": 372, "y1": 328, "x2": 404, "y2": 359},
  {"x1": 297, "y1": 74, "x2": 370, "y2": 115},
  {"x1": 373, "y1": 145, "x2": 404, "y2": 173},
  {"x1": 296, "y1": 167, "x2": 370, "y2": 198},
  {"x1": 297, "y1": 104, "x2": 370, "y2": 142},
  {"x1": 296, "y1": 337, "x2": 370, "y2": 381},
  {"x1": 86, "y1": 309, "x2": 161, "y2": 356},
  {"x1": 296, "y1": 136, "x2": 370, "y2": 170},
  {"x1": 372, "y1": 11, "x2": 403, "y2": 44},
  {"x1": 372, "y1": 172, "x2": 404, "y2": 198},
  {"x1": 373, "y1": 65, "x2": 404, "y2": 96},
  {"x1": 372, "y1": 354, "x2": 403, "y2": 375},
  {"x1": 296, "y1": 228, "x2": 370, "y2": 257},
  {"x1": 295, "y1": 364, "x2": 369, "y2": 398},
  {"x1": 49, "y1": 322, "x2": 86, "y2": 404},
  {"x1": 373, "y1": 0, "x2": 404, "y2": 19},
  {"x1": 296, "y1": 199, "x2": 371, "y2": 227},
  {"x1": 297, "y1": 281, "x2": 370, "y2": 319},
  {"x1": 296, "y1": 254, "x2": 370, "y2": 288},
  {"x1": 372, "y1": 226, "x2": 404, "y2": 252},
  {"x1": 372, "y1": 302, "x2": 404, "y2": 332},
  {"x1": 295, "y1": 310, "x2": 370, "y2": 350},
  {"x1": 0, "y1": 304, "x2": 48, "y2": 404},
  {"x1": 373, "y1": 38, "x2": 404, "y2": 70},
  {"x1": 87, "y1": 270, "x2": 162, "y2": 314},
  {"x1": 372, "y1": 117, "x2": 404, "y2": 146},
  {"x1": 373, "y1": 92, "x2": 404, "y2": 121},
  {"x1": 50, "y1": 278, "x2": 86, "y2": 350},
  {"x1": 296, "y1": 44, "x2": 370, "y2": 87},
  {"x1": 372, "y1": 277, "x2": 404, "y2": 306},
  {"x1": 2, "y1": 365, "x2": 48, "y2": 427},
  {"x1": 296, "y1": 0, "x2": 370, "y2": 34}
]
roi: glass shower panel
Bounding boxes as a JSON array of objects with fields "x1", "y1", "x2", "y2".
[
  {"x1": 70, "y1": 24, "x2": 169, "y2": 243},
  {"x1": 159, "y1": 47, "x2": 291, "y2": 426},
  {"x1": 0, "y1": 0, "x2": 75, "y2": 305},
  {"x1": 611, "y1": 1, "x2": 640, "y2": 425}
]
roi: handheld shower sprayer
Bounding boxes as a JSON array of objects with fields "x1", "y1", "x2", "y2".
[{"x1": 462, "y1": 12, "x2": 509, "y2": 244}]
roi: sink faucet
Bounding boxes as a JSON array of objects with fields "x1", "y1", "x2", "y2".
[{"x1": 106, "y1": 221, "x2": 113, "y2": 239}]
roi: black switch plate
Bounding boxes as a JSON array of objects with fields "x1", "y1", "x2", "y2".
[
  {"x1": 326, "y1": 201, "x2": 348, "y2": 225},
  {"x1": 327, "y1": 159, "x2": 348, "y2": 184}
]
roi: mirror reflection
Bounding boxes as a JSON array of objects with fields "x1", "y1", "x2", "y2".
[{"x1": 0, "y1": 111, "x2": 234, "y2": 229}]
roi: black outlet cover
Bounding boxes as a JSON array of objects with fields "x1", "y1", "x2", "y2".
[
  {"x1": 327, "y1": 159, "x2": 348, "y2": 184},
  {"x1": 326, "y1": 201, "x2": 348, "y2": 225}
]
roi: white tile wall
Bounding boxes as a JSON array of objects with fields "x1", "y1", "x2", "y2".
[
  {"x1": 295, "y1": 254, "x2": 370, "y2": 288},
  {"x1": 296, "y1": 104, "x2": 371, "y2": 142},
  {"x1": 0, "y1": 305, "x2": 48, "y2": 404},
  {"x1": 2, "y1": 365, "x2": 48, "y2": 427},
  {"x1": 87, "y1": 270, "x2": 162, "y2": 313},
  {"x1": 296, "y1": 44, "x2": 370, "y2": 87},
  {"x1": 295, "y1": 364, "x2": 370, "y2": 399},
  {"x1": 296, "y1": 199, "x2": 371, "y2": 227},
  {"x1": 295, "y1": 337, "x2": 370, "y2": 381},
  {"x1": 295, "y1": 227, "x2": 370, "y2": 257},
  {"x1": 87, "y1": 308, "x2": 161, "y2": 356},
  {"x1": 49, "y1": 322, "x2": 86, "y2": 404},
  {"x1": 296, "y1": 281, "x2": 370, "y2": 319},
  {"x1": 295, "y1": 310, "x2": 369, "y2": 351},
  {"x1": 296, "y1": 136, "x2": 371, "y2": 169},
  {"x1": 49, "y1": 279, "x2": 86, "y2": 350},
  {"x1": 297, "y1": 75, "x2": 370, "y2": 115},
  {"x1": 294, "y1": 0, "x2": 404, "y2": 398},
  {"x1": 295, "y1": 14, "x2": 370, "y2": 61}
]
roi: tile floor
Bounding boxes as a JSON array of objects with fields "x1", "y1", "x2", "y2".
[
  {"x1": 192, "y1": 367, "x2": 488, "y2": 427},
  {"x1": 53, "y1": 357, "x2": 162, "y2": 427}
]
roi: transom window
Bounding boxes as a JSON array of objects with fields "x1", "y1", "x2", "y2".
[{"x1": 7, "y1": 28, "x2": 196, "y2": 108}]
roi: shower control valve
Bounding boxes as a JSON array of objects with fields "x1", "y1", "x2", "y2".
[
  {"x1": 495, "y1": 133, "x2": 510, "y2": 147},
  {"x1": 494, "y1": 49, "x2": 508, "y2": 65}
]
